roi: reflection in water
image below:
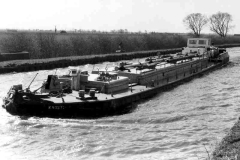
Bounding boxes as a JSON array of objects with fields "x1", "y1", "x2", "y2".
[{"x1": 0, "y1": 48, "x2": 240, "y2": 160}]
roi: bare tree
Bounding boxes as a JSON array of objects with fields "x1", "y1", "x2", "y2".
[
  {"x1": 183, "y1": 13, "x2": 208, "y2": 37},
  {"x1": 209, "y1": 12, "x2": 233, "y2": 37}
]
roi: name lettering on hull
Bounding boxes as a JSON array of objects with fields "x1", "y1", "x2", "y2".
[{"x1": 48, "y1": 106, "x2": 65, "y2": 110}]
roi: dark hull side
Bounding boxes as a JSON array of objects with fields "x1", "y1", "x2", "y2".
[{"x1": 2, "y1": 59, "x2": 229, "y2": 118}]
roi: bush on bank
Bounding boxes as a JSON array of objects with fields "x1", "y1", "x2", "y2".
[{"x1": 0, "y1": 32, "x2": 240, "y2": 60}]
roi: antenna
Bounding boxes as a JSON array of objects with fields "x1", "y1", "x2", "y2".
[{"x1": 27, "y1": 73, "x2": 38, "y2": 90}]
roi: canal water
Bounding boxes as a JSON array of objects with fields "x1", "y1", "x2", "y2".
[{"x1": 0, "y1": 48, "x2": 240, "y2": 160}]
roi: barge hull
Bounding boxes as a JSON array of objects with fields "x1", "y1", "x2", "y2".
[{"x1": 3, "y1": 59, "x2": 228, "y2": 118}]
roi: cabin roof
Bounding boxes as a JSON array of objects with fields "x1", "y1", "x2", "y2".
[{"x1": 187, "y1": 38, "x2": 210, "y2": 40}]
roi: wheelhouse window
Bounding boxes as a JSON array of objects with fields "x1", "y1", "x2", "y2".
[
  {"x1": 198, "y1": 40, "x2": 206, "y2": 45},
  {"x1": 189, "y1": 40, "x2": 197, "y2": 44}
]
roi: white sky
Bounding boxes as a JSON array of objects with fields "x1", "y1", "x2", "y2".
[{"x1": 1, "y1": 0, "x2": 239, "y2": 34}]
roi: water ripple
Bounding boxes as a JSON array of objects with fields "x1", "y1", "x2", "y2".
[{"x1": 0, "y1": 48, "x2": 240, "y2": 160}]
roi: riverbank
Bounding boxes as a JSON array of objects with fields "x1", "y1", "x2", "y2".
[
  {"x1": 212, "y1": 118, "x2": 240, "y2": 159},
  {"x1": 1, "y1": 31, "x2": 240, "y2": 59},
  {"x1": 0, "y1": 48, "x2": 179, "y2": 74},
  {"x1": 0, "y1": 44, "x2": 240, "y2": 74}
]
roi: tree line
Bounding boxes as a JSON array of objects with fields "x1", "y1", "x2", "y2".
[
  {"x1": 1, "y1": 32, "x2": 240, "y2": 59},
  {"x1": 0, "y1": 11, "x2": 238, "y2": 59},
  {"x1": 0, "y1": 33, "x2": 187, "y2": 59},
  {"x1": 183, "y1": 12, "x2": 234, "y2": 37}
]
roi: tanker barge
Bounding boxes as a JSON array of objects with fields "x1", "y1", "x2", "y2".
[{"x1": 2, "y1": 38, "x2": 230, "y2": 118}]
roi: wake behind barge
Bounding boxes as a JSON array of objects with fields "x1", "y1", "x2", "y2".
[{"x1": 2, "y1": 38, "x2": 229, "y2": 118}]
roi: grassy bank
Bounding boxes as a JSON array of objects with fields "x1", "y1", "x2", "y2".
[
  {"x1": 0, "y1": 48, "x2": 183, "y2": 74},
  {"x1": 212, "y1": 119, "x2": 240, "y2": 159},
  {"x1": 1, "y1": 31, "x2": 240, "y2": 59}
]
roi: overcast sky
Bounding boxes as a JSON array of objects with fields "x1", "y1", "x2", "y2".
[{"x1": 1, "y1": 0, "x2": 239, "y2": 34}]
